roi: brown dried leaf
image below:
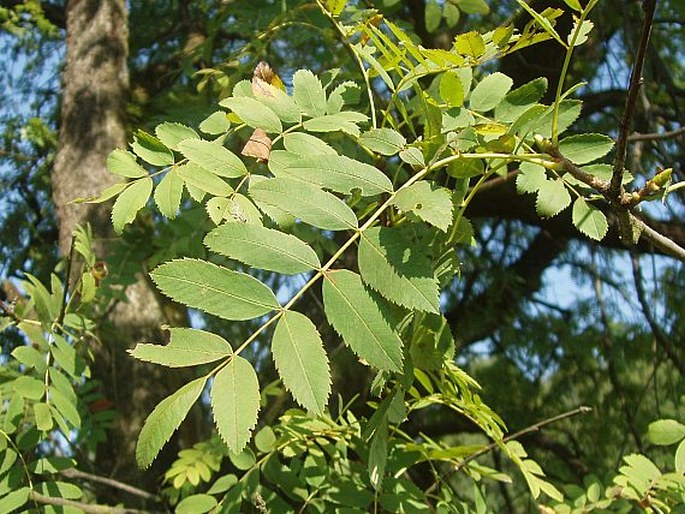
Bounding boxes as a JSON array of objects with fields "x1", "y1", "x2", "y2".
[{"x1": 242, "y1": 128, "x2": 272, "y2": 162}]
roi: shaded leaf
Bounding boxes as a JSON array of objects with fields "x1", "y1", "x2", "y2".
[
  {"x1": 647, "y1": 419, "x2": 685, "y2": 446},
  {"x1": 129, "y1": 327, "x2": 232, "y2": 368},
  {"x1": 495, "y1": 77, "x2": 548, "y2": 123},
  {"x1": 304, "y1": 112, "x2": 368, "y2": 137},
  {"x1": 536, "y1": 178, "x2": 571, "y2": 218},
  {"x1": 176, "y1": 162, "x2": 233, "y2": 197},
  {"x1": 516, "y1": 162, "x2": 547, "y2": 194},
  {"x1": 150, "y1": 258, "x2": 280, "y2": 321},
  {"x1": 136, "y1": 376, "x2": 207, "y2": 468},
  {"x1": 272, "y1": 311, "x2": 331, "y2": 414},
  {"x1": 572, "y1": 197, "x2": 608, "y2": 241},
  {"x1": 176, "y1": 494, "x2": 218, "y2": 514},
  {"x1": 323, "y1": 270, "x2": 403, "y2": 372},
  {"x1": 558, "y1": 133, "x2": 614, "y2": 165},
  {"x1": 199, "y1": 111, "x2": 231, "y2": 135},
  {"x1": 212, "y1": 356, "x2": 260, "y2": 454},
  {"x1": 205, "y1": 223, "x2": 320, "y2": 275},
  {"x1": 283, "y1": 132, "x2": 336, "y2": 156}
]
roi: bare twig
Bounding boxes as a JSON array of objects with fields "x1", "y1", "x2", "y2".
[
  {"x1": 57, "y1": 235, "x2": 76, "y2": 328},
  {"x1": 627, "y1": 126, "x2": 685, "y2": 142},
  {"x1": 60, "y1": 468, "x2": 159, "y2": 502},
  {"x1": 29, "y1": 491, "x2": 156, "y2": 514},
  {"x1": 611, "y1": 0, "x2": 657, "y2": 198}
]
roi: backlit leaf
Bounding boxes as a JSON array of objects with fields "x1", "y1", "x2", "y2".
[
  {"x1": 391, "y1": 181, "x2": 453, "y2": 231},
  {"x1": 131, "y1": 130, "x2": 174, "y2": 166},
  {"x1": 558, "y1": 133, "x2": 614, "y2": 165},
  {"x1": 358, "y1": 227, "x2": 440, "y2": 313},
  {"x1": 129, "y1": 327, "x2": 232, "y2": 367},
  {"x1": 107, "y1": 149, "x2": 147, "y2": 178},
  {"x1": 293, "y1": 69, "x2": 327, "y2": 118},
  {"x1": 250, "y1": 178, "x2": 358, "y2": 231},
  {"x1": 136, "y1": 376, "x2": 207, "y2": 468},
  {"x1": 154, "y1": 169, "x2": 184, "y2": 219},
  {"x1": 220, "y1": 96, "x2": 282, "y2": 133},
  {"x1": 176, "y1": 162, "x2": 233, "y2": 197},
  {"x1": 211, "y1": 356, "x2": 260, "y2": 454},
  {"x1": 199, "y1": 111, "x2": 231, "y2": 135},
  {"x1": 469, "y1": 72, "x2": 513, "y2": 112},
  {"x1": 536, "y1": 178, "x2": 571, "y2": 218},
  {"x1": 253, "y1": 81, "x2": 301, "y2": 124},
  {"x1": 270, "y1": 153, "x2": 393, "y2": 196},
  {"x1": 272, "y1": 311, "x2": 331, "y2": 414},
  {"x1": 439, "y1": 71, "x2": 465, "y2": 107},
  {"x1": 323, "y1": 270, "x2": 403, "y2": 372},
  {"x1": 155, "y1": 122, "x2": 199, "y2": 151},
  {"x1": 359, "y1": 128, "x2": 406, "y2": 156},
  {"x1": 150, "y1": 258, "x2": 280, "y2": 321},
  {"x1": 516, "y1": 162, "x2": 547, "y2": 194},
  {"x1": 205, "y1": 223, "x2": 320, "y2": 275},
  {"x1": 572, "y1": 197, "x2": 608, "y2": 241},
  {"x1": 646, "y1": 419, "x2": 685, "y2": 446},
  {"x1": 178, "y1": 139, "x2": 247, "y2": 178},
  {"x1": 111, "y1": 177, "x2": 153, "y2": 233}
]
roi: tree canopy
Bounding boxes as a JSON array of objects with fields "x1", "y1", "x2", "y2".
[{"x1": 0, "y1": 0, "x2": 684, "y2": 512}]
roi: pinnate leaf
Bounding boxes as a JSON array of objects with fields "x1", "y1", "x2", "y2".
[
  {"x1": 250, "y1": 178, "x2": 357, "y2": 231},
  {"x1": 220, "y1": 96, "x2": 282, "y2": 133},
  {"x1": 283, "y1": 132, "x2": 336, "y2": 156},
  {"x1": 211, "y1": 356, "x2": 260, "y2": 454},
  {"x1": 129, "y1": 327, "x2": 232, "y2": 368},
  {"x1": 154, "y1": 169, "x2": 184, "y2": 219},
  {"x1": 293, "y1": 69, "x2": 327, "y2": 118},
  {"x1": 647, "y1": 419, "x2": 685, "y2": 446},
  {"x1": 323, "y1": 270, "x2": 403, "y2": 372},
  {"x1": 391, "y1": 181, "x2": 453, "y2": 231},
  {"x1": 358, "y1": 227, "x2": 440, "y2": 313},
  {"x1": 136, "y1": 376, "x2": 207, "y2": 468},
  {"x1": 536, "y1": 178, "x2": 571, "y2": 218},
  {"x1": 111, "y1": 178, "x2": 153, "y2": 233},
  {"x1": 204, "y1": 223, "x2": 320, "y2": 275},
  {"x1": 495, "y1": 77, "x2": 547, "y2": 123},
  {"x1": 272, "y1": 311, "x2": 331, "y2": 414},
  {"x1": 558, "y1": 133, "x2": 614, "y2": 165},
  {"x1": 131, "y1": 130, "x2": 174, "y2": 166},
  {"x1": 469, "y1": 72, "x2": 513, "y2": 112},
  {"x1": 150, "y1": 258, "x2": 280, "y2": 321},
  {"x1": 155, "y1": 122, "x2": 199, "y2": 151},
  {"x1": 176, "y1": 162, "x2": 233, "y2": 197},
  {"x1": 516, "y1": 162, "x2": 547, "y2": 194},
  {"x1": 176, "y1": 494, "x2": 218, "y2": 514},
  {"x1": 178, "y1": 139, "x2": 246, "y2": 178},
  {"x1": 199, "y1": 111, "x2": 231, "y2": 135},
  {"x1": 304, "y1": 112, "x2": 368, "y2": 137},
  {"x1": 107, "y1": 149, "x2": 147, "y2": 178},
  {"x1": 359, "y1": 128, "x2": 406, "y2": 156},
  {"x1": 572, "y1": 197, "x2": 608, "y2": 241}
]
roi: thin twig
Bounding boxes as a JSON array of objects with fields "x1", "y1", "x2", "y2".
[
  {"x1": 627, "y1": 126, "x2": 685, "y2": 142},
  {"x1": 60, "y1": 468, "x2": 159, "y2": 501},
  {"x1": 610, "y1": 0, "x2": 657, "y2": 198},
  {"x1": 29, "y1": 491, "x2": 157, "y2": 514},
  {"x1": 57, "y1": 235, "x2": 77, "y2": 328}
]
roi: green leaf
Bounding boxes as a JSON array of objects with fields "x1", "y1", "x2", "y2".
[
  {"x1": 34, "y1": 402, "x2": 53, "y2": 431},
  {"x1": 676, "y1": 439, "x2": 685, "y2": 473},
  {"x1": 136, "y1": 376, "x2": 207, "y2": 468},
  {"x1": 469, "y1": 72, "x2": 513, "y2": 112},
  {"x1": 536, "y1": 178, "x2": 571, "y2": 218},
  {"x1": 359, "y1": 128, "x2": 406, "y2": 156},
  {"x1": 111, "y1": 178, "x2": 153, "y2": 233},
  {"x1": 562, "y1": 0, "x2": 581, "y2": 11},
  {"x1": 155, "y1": 122, "x2": 199, "y2": 151},
  {"x1": 440, "y1": 71, "x2": 465, "y2": 108},
  {"x1": 368, "y1": 416, "x2": 388, "y2": 490},
  {"x1": 129, "y1": 327, "x2": 232, "y2": 368},
  {"x1": 293, "y1": 69, "x2": 327, "y2": 118},
  {"x1": 444, "y1": 3, "x2": 460, "y2": 27},
  {"x1": 283, "y1": 132, "x2": 336, "y2": 156},
  {"x1": 495, "y1": 77, "x2": 548, "y2": 123},
  {"x1": 79, "y1": 181, "x2": 128, "y2": 204},
  {"x1": 176, "y1": 162, "x2": 233, "y2": 197},
  {"x1": 647, "y1": 419, "x2": 685, "y2": 446},
  {"x1": 250, "y1": 178, "x2": 358, "y2": 231},
  {"x1": 0, "y1": 487, "x2": 29, "y2": 513},
  {"x1": 14, "y1": 376, "x2": 45, "y2": 400},
  {"x1": 323, "y1": 270, "x2": 404, "y2": 372},
  {"x1": 176, "y1": 494, "x2": 218, "y2": 514},
  {"x1": 270, "y1": 153, "x2": 393, "y2": 196},
  {"x1": 324, "y1": 0, "x2": 346, "y2": 15},
  {"x1": 12, "y1": 346, "x2": 47, "y2": 373},
  {"x1": 34, "y1": 481, "x2": 82, "y2": 499},
  {"x1": 220, "y1": 96, "x2": 282, "y2": 133},
  {"x1": 327, "y1": 81, "x2": 361, "y2": 114},
  {"x1": 516, "y1": 162, "x2": 547, "y2": 194},
  {"x1": 399, "y1": 147, "x2": 425, "y2": 169},
  {"x1": 131, "y1": 130, "x2": 174, "y2": 166},
  {"x1": 425, "y1": 0, "x2": 442, "y2": 33},
  {"x1": 205, "y1": 223, "x2": 320, "y2": 275},
  {"x1": 572, "y1": 197, "x2": 608, "y2": 241},
  {"x1": 253, "y1": 82, "x2": 302, "y2": 124},
  {"x1": 558, "y1": 133, "x2": 614, "y2": 165},
  {"x1": 48, "y1": 386, "x2": 80, "y2": 429},
  {"x1": 199, "y1": 111, "x2": 231, "y2": 135},
  {"x1": 272, "y1": 311, "x2": 331, "y2": 414},
  {"x1": 206, "y1": 195, "x2": 262, "y2": 225},
  {"x1": 455, "y1": 31, "x2": 485, "y2": 58},
  {"x1": 515, "y1": 0, "x2": 566, "y2": 47},
  {"x1": 154, "y1": 169, "x2": 184, "y2": 219},
  {"x1": 150, "y1": 259, "x2": 280, "y2": 321},
  {"x1": 29, "y1": 457, "x2": 75, "y2": 474},
  {"x1": 569, "y1": 19, "x2": 593, "y2": 46},
  {"x1": 358, "y1": 227, "x2": 440, "y2": 313},
  {"x1": 391, "y1": 181, "x2": 453, "y2": 231},
  {"x1": 211, "y1": 356, "x2": 260, "y2": 454},
  {"x1": 455, "y1": 0, "x2": 489, "y2": 15},
  {"x1": 178, "y1": 139, "x2": 247, "y2": 178},
  {"x1": 304, "y1": 111, "x2": 368, "y2": 138},
  {"x1": 107, "y1": 149, "x2": 147, "y2": 178}
]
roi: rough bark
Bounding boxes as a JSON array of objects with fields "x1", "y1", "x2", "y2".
[{"x1": 51, "y1": 0, "x2": 191, "y2": 504}]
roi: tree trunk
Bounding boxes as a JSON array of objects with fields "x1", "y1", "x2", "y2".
[{"x1": 51, "y1": 0, "x2": 194, "y2": 504}]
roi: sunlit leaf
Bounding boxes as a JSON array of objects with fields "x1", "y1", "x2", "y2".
[
  {"x1": 129, "y1": 327, "x2": 232, "y2": 368},
  {"x1": 111, "y1": 177, "x2": 153, "y2": 233}
]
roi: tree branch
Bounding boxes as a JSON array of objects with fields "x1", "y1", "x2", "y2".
[
  {"x1": 29, "y1": 491, "x2": 156, "y2": 514},
  {"x1": 60, "y1": 468, "x2": 159, "y2": 502},
  {"x1": 611, "y1": 0, "x2": 657, "y2": 197},
  {"x1": 627, "y1": 126, "x2": 685, "y2": 142}
]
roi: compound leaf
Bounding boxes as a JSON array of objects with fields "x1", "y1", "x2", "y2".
[
  {"x1": 129, "y1": 327, "x2": 232, "y2": 368},
  {"x1": 293, "y1": 69, "x2": 327, "y2": 118},
  {"x1": 111, "y1": 178, "x2": 153, "y2": 233},
  {"x1": 220, "y1": 97, "x2": 282, "y2": 133},
  {"x1": 572, "y1": 197, "x2": 608, "y2": 241},
  {"x1": 178, "y1": 139, "x2": 247, "y2": 178},
  {"x1": 391, "y1": 181, "x2": 453, "y2": 231}
]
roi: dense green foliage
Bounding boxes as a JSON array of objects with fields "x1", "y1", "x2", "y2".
[{"x1": 1, "y1": 0, "x2": 684, "y2": 512}]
